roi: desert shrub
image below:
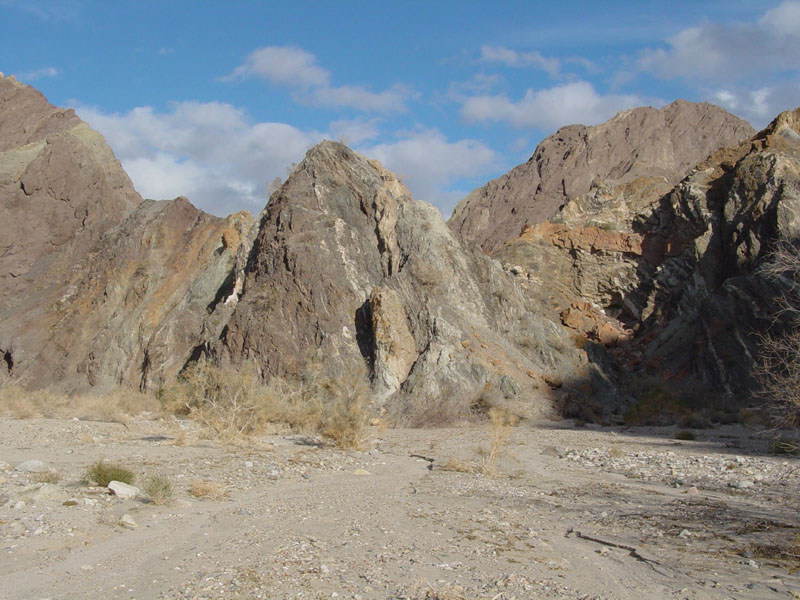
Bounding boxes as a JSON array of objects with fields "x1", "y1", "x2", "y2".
[
  {"x1": 162, "y1": 360, "x2": 374, "y2": 448},
  {"x1": 85, "y1": 460, "x2": 135, "y2": 486},
  {"x1": 142, "y1": 472, "x2": 173, "y2": 504},
  {"x1": 161, "y1": 361, "x2": 267, "y2": 438},
  {"x1": 476, "y1": 407, "x2": 515, "y2": 476},
  {"x1": 317, "y1": 369, "x2": 371, "y2": 449},
  {"x1": 757, "y1": 240, "x2": 800, "y2": 428},
  {"x1": 674, "y1": 429, "x2": 696, "y2": 441}
]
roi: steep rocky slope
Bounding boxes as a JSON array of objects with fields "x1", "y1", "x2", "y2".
[
  {"x1": 497, "y1": 109, "x2": 800, "y2": 401},
  {"x1": 214, "y1": 142, "x2": 599, "y2": 417},
  {"x1": 0, "y1": 76, "x2": 254, "y2": 392},
  {"x1": 450, "y1": 100, "x2": 754, "y2": 253}
]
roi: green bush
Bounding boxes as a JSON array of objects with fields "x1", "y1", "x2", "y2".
[{"x1": 85, "y1": 460, "x2": 135, "y2": 486}]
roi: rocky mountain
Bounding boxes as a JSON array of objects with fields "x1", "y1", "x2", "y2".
[
  {"x1": 449, "y1": 100, "x2": 755, "y2": 253},
  {"x1": 3, "y1": 75, "x2": 798, "y2": 423},
  {"x1": 0, "y1": 75, "x2": 254, "y2": 392},
  {"x1": 496, "y1": 108, "x2": 800, "y2": 408},
  {"x1": 212, "y1": 142, "x2": 598, "y2": 419}
]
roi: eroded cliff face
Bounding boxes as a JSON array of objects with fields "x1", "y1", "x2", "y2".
[
  {"x1": 495, "y1": 109, "x2": 800, "y2": 398},
  {"x1": 214, "y1": 142, "x2": 600, "y2": 417},
  {"x1": 0, "y1": 76, "x2": 255, "y2": 392},
  {"x1": 449, "y1": 100, "x2": 754, "y2": 253}
]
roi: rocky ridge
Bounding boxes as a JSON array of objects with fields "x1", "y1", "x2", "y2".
[
  {"x1": 496, "y1": 108, "x2": 800, "y2": 403},
  {"x1": 449, "y1": 100, "x2": 754, "y2": 253},
  {"x1": 214, "y1": 141, "x2": 596, "y2": 416},
  {"x1": 0, "y1": 75, "x2": 255, "y2": 392}
]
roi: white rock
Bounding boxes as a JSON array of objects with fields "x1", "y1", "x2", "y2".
[
  {"x1": 108, "y1": 481, "x2": 140, "y2": 499},
  {"x1": 14, "y1": 460, "x2": 50, "y2": 473},
  {"x1": 119, "y1": 514, "x2": 138, "y2": 529}
]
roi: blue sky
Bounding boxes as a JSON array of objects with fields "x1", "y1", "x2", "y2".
[{"x1": 3, "y1": 1, "x2": 800, "y2": 218}]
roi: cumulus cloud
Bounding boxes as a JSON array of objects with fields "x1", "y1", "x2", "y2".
[
  {"x1": 223, "y1": 45, "x2": 415, "y2": 113},
  {"x1": 460, "y1": 81, "x2": 654, "y2": 131},
  {"x1": 75, "y1": 101, "x2": 322, "y2": 216},
  {"x1": 18, "y1": 66, "x2": 59, "y2": 81},
  {"x1": 638, "y1": 1, "x2": 800, "y2": 83},
  {"x1": 73, "y1": 102, "x2": 492, "y2": 218},
  {"x1": 360, "y1": 129, "x2": 497, "y2": 215},
  {"x1": 223, "y1": 46, "x2": 329, "y2": 88},
  {"x1": 711, "y1": 83, "x2": 800, "y2": 128},
  {"x1": 479, "y1": 45, "x2": 560, "y2": 77}
]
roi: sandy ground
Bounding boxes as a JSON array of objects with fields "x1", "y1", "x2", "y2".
[{"x1": 1, "y1": 416, "x2": 799, "y2": 599}]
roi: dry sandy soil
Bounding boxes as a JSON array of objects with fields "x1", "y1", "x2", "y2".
[{"x1": 1, "y1": 415, "x2": 798, "y2": 599}]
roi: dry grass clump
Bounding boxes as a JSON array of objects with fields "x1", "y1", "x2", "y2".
[
  {"x1": 439, "y1": 458, "x2": 477, "y2": 474},
  {"x1": 85, "y1": 460, "x2": 135, "y2": 487},
  {"x1": 674, "y1": 429, "x2": 697, "y2": 441},
  {"x1": 0, "y1": 384, "x2": 161, "y2": 423},
  {"x1": 189, "y1": 480, "x2": 228, "y2": 500},
  {"x1": 32, "y1": 470, "x2": 61, "y2": 484},
  {"x1": 161, "y1": 360, "x2": 373, "y2": 449},
  {"x1": 142, "y1": 472, "x2": 173, "y2": 504}
]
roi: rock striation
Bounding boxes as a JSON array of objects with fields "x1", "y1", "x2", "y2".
[{"x1": 449, "y1": 100, "x2": 754, "y2": 253}]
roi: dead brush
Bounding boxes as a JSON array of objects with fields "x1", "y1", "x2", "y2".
[
  {"x1": 188, "y1": 480, "x2": 229, "y2": 500},
  {"x1": 0, "y1": 384, "x2": 161, "y2": 423},
  {"x1": 476, "y1": 407, "x2": 514, "y2": 475},
  {"x1": 161, "y1": 361, "x2": 268, "y2": 439}
]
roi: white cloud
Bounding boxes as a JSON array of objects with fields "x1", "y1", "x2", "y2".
[
  {"x1": 710, "y1": 83, "x2": 800, "y2": 128},
  {"x1": 460, "y1": 81, "x2": 653, "y2": 131},
  {"x1": 223, "y1": 46, "x2": 329, "y2": 88},
  {"x1": 223, "y1": 45, "x2": 415, "y2": 113},
  {"x1": 638, "y1": 1, "x2": 800, "y2": 82},
  {"x1": 479, "y1": 45, "x2": 560, "y2": 77},
  {"x1": 74, "y1": 101, "x2": 322, "y2": 216},
  {"x1": 18, "y1": 66, "x2": 59, "y2": 81},
  {"x1": 74, "y1": 102, "x2": 491, "y2": 218},
  {"x1": 328, "y1": 118, "x2": 380, "y2": 145},
  {"x1": 360, "y1": 129, "x2": 497, "y2": 215}
]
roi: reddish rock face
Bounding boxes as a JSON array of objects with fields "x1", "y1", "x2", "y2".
[
  {"x1": 0, "y1": 76, "x2": 255, "y2": 392},
  {"x1": 449, "y1": 100, "x2": 755, "y2": 253}
]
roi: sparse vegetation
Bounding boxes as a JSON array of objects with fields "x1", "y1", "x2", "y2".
[
  {"x1": 476, "y1": 407, "x2": 514, "y2": 476},
  {"x1": 189, "y1": 480, "x2": 228, "y2": 500},
  {"x1": 161, "y1": 360, "x2": 373, "y2": 449},
  {"x1": 0, "y1": 384, "x2": 161, "y2": 423},
  {"x1": 674, "y1": 429, "x2": 697, "y2": 441},
  {"x1": 770, "y1": 436, "x2": 800, "y2": 455},
  {"x1": 32, "y1": 470, "x2": 61, "y2": 484},
  {"x1": 142, "y1": 472, "x2": 173, "y2": 504},
  {"x1": 757, "y1": 240, "x2": 800, "y2": 429},
  {"x1": 85, "y1": 460, "x2": 135, "y2": 487}
]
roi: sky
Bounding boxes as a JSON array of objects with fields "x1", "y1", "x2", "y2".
[{"x1": 2, "y1": 1, "x2": 800, "y2": 218}]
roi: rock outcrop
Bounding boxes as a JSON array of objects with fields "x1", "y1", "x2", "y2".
[
  {"x1": 496, "y1": 108, "x2": 800, "y2": 399},
  {"x1": 0, "y1": 75, "x2": 254, "y2": 392},
  {"x1": 449, "y1": 100, "x2": 754, "y2": 253},
  {"x1": 214, "y1": 142, "x2": 601, "y2": 417}
]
